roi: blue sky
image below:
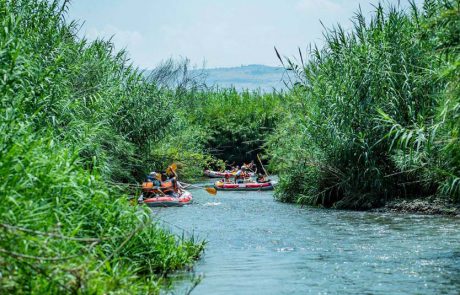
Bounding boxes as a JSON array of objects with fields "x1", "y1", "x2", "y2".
[{"x1": 68, "y1": 0, "x2": 421, "y2": 69}]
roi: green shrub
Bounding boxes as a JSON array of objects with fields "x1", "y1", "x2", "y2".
[
  {"x1": 0, "y1": 0, "x2": 204, "y2": 293},
  {"x1": 268, "y1": 0, "x2": 460, "y2": 208},
  {"x1": 188, "y1": 88, "x2": 283, "y2": 165}
]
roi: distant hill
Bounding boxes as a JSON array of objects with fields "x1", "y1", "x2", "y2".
[
  {"x1": 198, "y1": 64, "x2": 286, "y2": 92},
  {"x1": 144, "y1": 64, "x2": 287, "y2": 92}
]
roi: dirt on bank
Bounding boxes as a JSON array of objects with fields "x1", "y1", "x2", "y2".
[{"x1": 372, "y1": 197, "x2": 460, "y2": 217}]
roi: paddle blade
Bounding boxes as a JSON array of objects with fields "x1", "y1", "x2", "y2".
[
  {"x1": 166, "y1": 163, "x2": 177, "y2": 175},
  {"x1": 205, "y1": 187, "x2": 217, "y2": 195}
]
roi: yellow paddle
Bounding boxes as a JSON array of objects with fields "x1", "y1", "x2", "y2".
[
  {"x1": 190, "y1": 185, "x2": 217, "y2": 196},
  {"x1": 165, "y1": 164, "x2": 217, "y2": 195},
  {"x1": 166, "y1": 163, "x2": 177, "y2": 175},
  {"x1": 205, "y1": 187, "x2": 218, "y2": 195},
  {"x1": 179, "y1": 181, "x2": 217, "y2": 195}
]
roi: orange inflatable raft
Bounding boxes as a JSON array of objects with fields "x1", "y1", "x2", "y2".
[
  {"x1": 214, "y1": 181, "x2": 274, "y2": 191},
  {"x1": 204, "y1": 170, "x2": 256, "y2": 178},
  {"x1": 142, "y1": 190, "x2": 193, "y2": 207}
]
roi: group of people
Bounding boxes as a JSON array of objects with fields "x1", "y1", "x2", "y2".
[
  {"x1": 223, "y1": 161, "x2": 268, "y2": 184},
  {"x1": 142, "y1": 168, "x2": 183, "y2": 198},
  {"x1": 224, "y1": 166, "x2": 251, "y2": 184}
]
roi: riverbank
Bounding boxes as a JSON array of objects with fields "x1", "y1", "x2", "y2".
[
  {"x1": 373, "y1": 198, "x2": 460, "y2": 217},
  {"x1": 267, "y1": 1, "x2": 460, "y2": 210}
]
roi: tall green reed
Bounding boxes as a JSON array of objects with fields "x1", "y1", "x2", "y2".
[
  {"x1": 0, "y1": 0, "x2": 204, "y2": 293},
  {"x1": 268, "y1": 0, "x2": 460, "y2": 208}
]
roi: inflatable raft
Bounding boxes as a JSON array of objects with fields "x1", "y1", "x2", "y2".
[
  {"x1": 204, "y1": 170, "x2": 255, "y2": 178},
  {"x1": 214, "y1": 181, "x2": 274, "y2": 191},
  {"x1": 142, "y1": 190, "x2": 193, "y2": 207}
]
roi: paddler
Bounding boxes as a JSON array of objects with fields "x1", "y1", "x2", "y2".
[
  {"x1": 234, "y1": 166, "x2": 246, "y2": 184},
  {"x1": 161, "y1": 165, "x2": 182, "y2": 197},
  {"x1": 139, "y1": 172, "x2": 163, "y2": 202},
  {"x1": 247, "y1": 160, "x2": 255, "y2": 171},
  {"x1": 256, "y1": 173, "x2": 268, "y2": 183},
  {"x1": 242, "y1": 160, "x2": 256, "y2": 172},
  {"x1": 147, "y1": 172, "x2": 161, "y2": 186},
  {"x1": 224, "y1": 172, "x2": 231, "y2": 183}
]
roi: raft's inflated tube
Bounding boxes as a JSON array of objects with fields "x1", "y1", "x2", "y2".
[
  {"x1": 214, "y1": 181, "x2": 274, "y2": 191},
  {"x1": 204, "y1": 170, "x2": 256, "y2": 178},
  {"x1": 143, "y1": 191, "x2": 193, "y2": 207}
]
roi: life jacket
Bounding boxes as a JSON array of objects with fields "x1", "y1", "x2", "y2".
[
  {"x1": 142, "y1": 182, "x2": 153, "y2": 192},
  {"x1": 160, "y1": 179, "x2": 176, "y2": 194},
  {"x1": 142, "y1": 181, "x2": 163, "y2": 196}
]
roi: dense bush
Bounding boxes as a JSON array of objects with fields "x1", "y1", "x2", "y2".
[
  {"x1": 0, "y1": 0, "x2": 203, "y2": 293},
  {"x1": 268, "y1": 0, "x2": 460, "y2": 208},
  {"x1": 188, "y1": 88, "x2": 284, "y2": 166}
]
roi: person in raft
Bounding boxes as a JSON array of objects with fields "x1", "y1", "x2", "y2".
[
  {"x1": 231, "y1": 165, "x2": 239, "y2": 173},
  {"x1": 234, "y1": 166, "x2": 248, "y2": 184},
  {"x1": 256, "y1": 173, "x2": 268, "y2": 183},
  {"x1": 147, "y1": 172, "x2": 161, "y2": 186},
  {"x1": 160, "y1": 169, "x2": 183, "y2": 197},
  {"x1": 139, "y1": 172, "x2": 163, "y2": 202},
  {"x1": 242, "y1": 160, "x2": 255, "y2": 172},
  {"x1": 222, "y1": 172, "x2": 231, "y2": 183},
  {"x1": 151, "y1": 172, "x2": 165, "y2": 194}
]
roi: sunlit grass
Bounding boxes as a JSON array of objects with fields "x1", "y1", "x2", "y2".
[{"x1": 268, "y1": 0, "x2": 460, "y2": 208}]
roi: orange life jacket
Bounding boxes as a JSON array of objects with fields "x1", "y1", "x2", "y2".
[
  {"x1": 142, "y1": 182, "x2": 153, "y2": 192},
  {"x1": 161, "y1": 179, "x2": 176, "y2": 194},
  {"x1": 142, "y1": 181, "x2": 163, "y2": 195}
]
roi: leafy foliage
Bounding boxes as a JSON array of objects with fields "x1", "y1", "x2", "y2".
[
  {"x1": 188, "y1": 88, "x2": 284, "y2": 166},
  {"x1": 268, "y1": 0, "x2": 460, "y2": 208},
  {"x1": 0, "y1": 0, "x2": 204, "y2": 293}
]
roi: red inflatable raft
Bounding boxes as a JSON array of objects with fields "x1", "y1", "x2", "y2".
[
  {"x1": 143, "y1": 190, "x2": 193, "y2": 207},
  {"x1": 214, "y1": 181, "x2": 274, "y2": 191},
  {"x1": 204, "y1": 170, "x2": 255, "y2": 178}
]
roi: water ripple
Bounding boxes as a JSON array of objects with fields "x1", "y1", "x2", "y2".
[{"x1": 155, "y1": 183, "x2": 460, "y2": 295}]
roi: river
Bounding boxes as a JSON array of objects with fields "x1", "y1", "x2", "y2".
[{"x1": 152, "y1": 180, "x2": 460, "y2": 294}]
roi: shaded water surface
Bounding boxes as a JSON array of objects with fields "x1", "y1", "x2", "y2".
[{"x1": 153, "y1": 180, "x2": 460, "y2": 294}]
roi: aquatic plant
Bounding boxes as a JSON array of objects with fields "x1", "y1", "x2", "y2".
[
  {"x1": 0, "y1": 0, "x2": 204, "y2": 293},
  {"x1": 268, "y1": 0, "x2": 460, "y2": 208}
]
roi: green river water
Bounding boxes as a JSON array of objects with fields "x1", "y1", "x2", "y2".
[{"x1": 152, "y1": 179, "x2": 460, "y2": 294}]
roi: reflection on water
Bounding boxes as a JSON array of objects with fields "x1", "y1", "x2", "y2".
[{"x1": 153, "y1": 180, "x2": 460, "y2": 295}]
